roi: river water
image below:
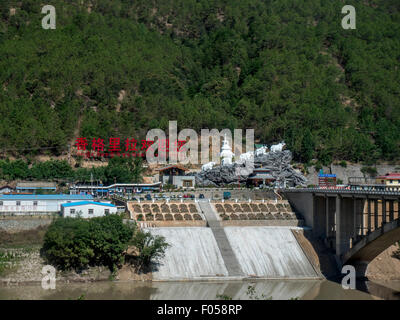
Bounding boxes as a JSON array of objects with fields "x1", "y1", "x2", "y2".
[{"x1": 0, "y1": 279, "x2": 399, "y2": 300}]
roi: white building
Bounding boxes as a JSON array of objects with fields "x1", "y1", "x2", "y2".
[
  {"x1": 157, "y1": 165, "x2": 195, "y2": 189},
  {"x1": 61, "y1": 201, "x2": 117, "y2": 218},
  {"x1": 70, "y1": 182, "x2": 162, "y2": 196},
  {"x1": 0, "y1": 194, "x2": 93, "y2": 215},
  {"x1": 0, "y1": 185, "x2": 14, "y2": 194},
  {"x1": 220, "y1": 135, "x2": 234, "y2": 166}
]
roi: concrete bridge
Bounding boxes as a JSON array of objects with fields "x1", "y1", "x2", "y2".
[{"x1": 284, "y1": 188, "x2": 400, "y2": 276}]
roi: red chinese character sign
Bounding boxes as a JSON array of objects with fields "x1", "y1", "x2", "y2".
[{"x1": 73, "y1": 137, "x2": 185, "y2": 160}]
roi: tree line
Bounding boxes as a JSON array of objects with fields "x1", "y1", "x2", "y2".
[
  {"x1": 0, "y1": 157, "x2": 144, "y2": 184},
  {"x1": 42, "y1": 214, "x2": 169, "y2": 272},
  {"x1": 0, "y1": 0, "x2": 398, "y2": 165}
]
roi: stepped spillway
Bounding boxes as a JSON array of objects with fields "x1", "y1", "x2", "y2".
[
  {"x1": 147, "y1": 227, "x2": 229, "y2": 280},
  {"x1": 224, "y1": 226, "x2": 317, "y2": 278},
  {"x1": 146, "y1": 225, "x2": 318, "y2": 280}
]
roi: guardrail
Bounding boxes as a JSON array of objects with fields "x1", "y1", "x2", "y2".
[{"x1": 283, "y1": 187, "x2": 400, "y2": 196}]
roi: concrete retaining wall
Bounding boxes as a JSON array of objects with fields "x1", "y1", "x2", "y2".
[
  {"x1": 284, "y1": 192, "x2": 314, "y2": 228},
  {"x1": 219, "y1": 220, "x2": 304, "y2": 227},
  {"x1": 0, "y1": 217, "x2": 54, "y2": 233},
  {"x1": 137, "y1": 220, "x2": 207, "y2": 228},
  {"x1": 306, "y1": 164, "x2": 400, "y2": 186}
]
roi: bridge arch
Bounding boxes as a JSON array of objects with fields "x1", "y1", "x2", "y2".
[
  {"x1": 284, "y1": 188, "x2": 400, "y2": 277},
  {"x1": 344, "y1": 218, "x2": 400, "y2": 266}
]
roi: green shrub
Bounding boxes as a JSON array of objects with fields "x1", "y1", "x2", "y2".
[
  {"x1": 42, "y1": 215, "x2": 134, "y2": 271},
  {"x1": 339, "y1": 161, "x2": 347, "y2": 168},
  {"x1": 361, "y1": 166, "x2": 378, "y2": 177},
  {"x1": 0, "y1": 250, "x2": 23, "y2": 276},
  {"x1": 129, "y1": 229, "x2": 169, "y2": 271}
]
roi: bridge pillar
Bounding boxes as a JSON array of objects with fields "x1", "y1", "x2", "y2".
[
  {"x1": 352, "y1": 261, "x2": 369, "y2": 279},
  {"x1": 336, "y1": 196, "x2": 355, "y2": 258},
  {"x1": 326, "y1": 196, "x2": 330, "y2": 238},
  {"x1": 367, "y1": 198, "x2": 371, "y2": 234},
  {"x1": 389, "y1": 200, "x2": 394, "y2": 222},
  {"x1": 354, "y1": 198, "x2": 365, "y2": 242},
  {"x1": 313, "y1": 195, "x2": 326, "y2": 238},
  {"x1": 382, "y1": 198, "x2": 387, "y2": 224},
  {"x1": 354, "y1": 198, "x2": 364, "y2": 241},
  {"x1": 325, "y1": 196, "x2": 336, "y2": 249}
]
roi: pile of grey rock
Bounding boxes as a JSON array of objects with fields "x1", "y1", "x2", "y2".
[
  {"x1": 191, "y1": 150, "x2": 307, "y2": 188},
  {"x1": 254, "y1": 150, "x2": 308, "y2": 188}
]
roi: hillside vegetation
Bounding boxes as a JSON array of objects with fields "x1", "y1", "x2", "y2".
[{"x1": 0, "y1": 0, "x2": 399, "y2": 165}]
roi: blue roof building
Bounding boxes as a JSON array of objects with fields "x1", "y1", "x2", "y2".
[
  {"x1": 0, "y1": 194, "x2": 93, "y2": 200},
  {"x1": 61, "y1": 201, "x2": 118, "y2": 218},
  {"x1": 61, "y1": 201, "x2": 115, "y2": 208},
  {"x1": 0, "y1": 194, "x2": 94, "y2": 216}
]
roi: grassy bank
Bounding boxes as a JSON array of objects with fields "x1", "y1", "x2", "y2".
[
  {"x1": 0, "y1": 245, "x2": 39, "y2": 277},
  {"x1": 0, "y1": 226, "x2": 47, "y2": 277},
  {"x1": 0, "y1": 226, "x2": 47, "y2": 247}
]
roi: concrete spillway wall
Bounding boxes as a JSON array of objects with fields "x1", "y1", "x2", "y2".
[
  {"x1": 147, "y1": 227, "x2": 229, "y2": 280},
  {"x1": 147, "y1": 226, "x2": 318, "y2": 280},
  {"x1": 224, "y1": 227, "x2": 317, "y2": 278}
]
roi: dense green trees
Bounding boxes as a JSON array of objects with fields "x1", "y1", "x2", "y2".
[
  {"x1": 42, "y1": 215, "x2": 169, "y2": 272},
  {"x1": 42, "y1": 215, "x2": 134, "y2": 271},
  {"x1": 0, "y1": 0, "x2": 399, "y2": 163},
  {"x1": 128, "y1": 228, "x2": 170, "y2": 272},
  {"x1": 0, "y1": 157, "x2": 144, "y2": 184}
]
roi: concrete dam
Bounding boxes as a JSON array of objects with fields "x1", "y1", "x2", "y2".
[
  {"x1": 225, "y1": 227, "x2": 317, "y2": 278},
  {"x1": 146, "y1": 226, "x2": 319, "y2": 280},
  {"x1": 148, "y1": 227, "x2": 229, "y2": 280}
]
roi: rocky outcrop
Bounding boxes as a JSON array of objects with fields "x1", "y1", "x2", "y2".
[
  {"x1": 254, "y1": 150, "x2": 307, "y2": 187},
  {"x1": 192, "y1": 150, "x2": 307, "y2": 187},
  {"x1": 190, "y1": 163, "x2": 247, "y2": 186}
]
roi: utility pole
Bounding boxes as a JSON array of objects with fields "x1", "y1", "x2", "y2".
[
  {"x1": 68, "y1": 144, "x2": 71, "y2": 166},
  {"x1": 90, "y1": 172, "x2": 93, "y2": 195}
]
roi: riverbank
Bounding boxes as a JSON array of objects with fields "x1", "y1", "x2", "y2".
[
  {"x1": 0, "y1": 278, "x2": 382, "y2": 300},
  {"x1": 366, "y1": 243, "x2": 400, "y2": 281},
  {"x1": 0, "y1": 244, "x2": 156, "y2": 285},
  {"x1": 1, "y1": 226, "x2": 400, "y2": 284}
]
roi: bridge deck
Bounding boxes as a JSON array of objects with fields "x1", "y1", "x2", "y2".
[{"x1": 283, "y1": 188, "x2": 400, "y2": 198}]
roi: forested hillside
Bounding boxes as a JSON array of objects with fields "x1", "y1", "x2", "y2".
[{"x1": 0, "y1": 0, "x2": 399, "y2": 164}]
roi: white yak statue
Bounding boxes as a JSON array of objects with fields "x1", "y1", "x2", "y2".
[
  {"x1": 235, "y1": 151, "x2": 254, "y2": 165},
  {"x1": 270, "y1": 141, "x2": 286, "y2": 152},
  {"x1": 255, "y1": 146, "x2": 268, "y2": 157},
  {"x1": 201, "y1": 162, "x2": 216, "y2": 171}
]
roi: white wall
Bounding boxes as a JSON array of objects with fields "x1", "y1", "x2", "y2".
[
  {"x1": 174, "y1": 176, "x2": 195, "y2": 188},
  {"x1": 0, "y1": 199, "x2": 89, "y2": 214},
  {"x1": 162, "y1": 176, "x2": 195, "y2": 188},
  {"x1": 62, "y1": 204, "x2": 117, "y2": 218}
]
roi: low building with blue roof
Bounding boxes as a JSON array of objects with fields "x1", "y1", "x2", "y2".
[
  {"x1": 61, "y1": 201, "x2": 117, "y2": 218},
  {"x1": 16, "y1": 181, "x2": 57, "y2": 193},
  {"x1": 0, "y1": 194, "x2": 93, "y2": 216}
]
